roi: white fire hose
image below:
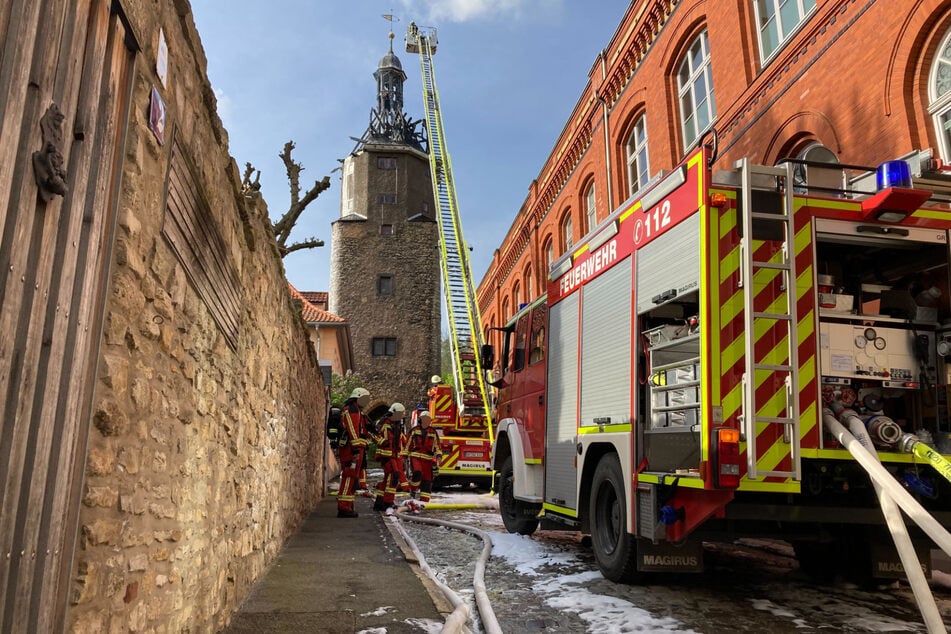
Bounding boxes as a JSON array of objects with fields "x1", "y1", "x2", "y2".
[
  {"x1": 822, "y1": 410, "x2": 951, "y2": 556},
  {"x1": 824, "y1": 408, "x2": 943, "y2": 633},
  {"x1": 390, "y1": 510, "x2": 503, "y2": 634}
]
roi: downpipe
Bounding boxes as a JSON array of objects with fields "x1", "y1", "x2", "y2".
[{"x1": 832, "y1": 409, "x2": 944, "y2": 633}]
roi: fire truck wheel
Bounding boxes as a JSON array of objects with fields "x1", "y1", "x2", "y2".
[
  {"x1": 498, "y1": 455, "x2": 539, "y2": 535},
  {"x1": 590, "y1": 453, "x2": 639, "y2": 583}
]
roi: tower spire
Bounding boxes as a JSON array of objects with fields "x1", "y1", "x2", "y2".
[{"x1": 351, "y1": 23, "x2": 426, "y2": 152}]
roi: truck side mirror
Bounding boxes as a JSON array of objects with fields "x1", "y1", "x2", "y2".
[{"x1": 480, "y1": 344, "x2": 495, "y2": 368}]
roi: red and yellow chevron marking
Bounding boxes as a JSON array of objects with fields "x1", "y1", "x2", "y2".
[
  {"x1": 706, "y1": 192, "x2": 819, "y2": 493},
  {"x1": 437, "y1": 437, "x2": 492, "y2": 477},
  {"x1": 429, "y1": 386, "x2": 456, "y2": 426},
  {"x1": 440, "y1": 443, "x2": 461, "y2": 469}
]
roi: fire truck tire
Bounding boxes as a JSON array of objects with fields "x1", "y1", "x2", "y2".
[
  {"x1": 498, "y1": 456, "x2": 540, "y2": 535},
  {"x1": 590, "y1": 454, "x2": 639, "y2": 583}
]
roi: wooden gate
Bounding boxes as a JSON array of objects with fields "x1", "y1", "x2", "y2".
[{"x1": 0, "y1": 0, "x2": 136, "y2": 630}]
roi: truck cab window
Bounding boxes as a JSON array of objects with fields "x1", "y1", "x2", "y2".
[
  {"x1": 513, "y1": 316, "x2": 528, "y2": 372},
  {"x1": 530, "y1": 304, "x2": 547, "y2": 364}
]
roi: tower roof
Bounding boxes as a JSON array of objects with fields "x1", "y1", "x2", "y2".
[
  {"x1": 378, "y1": 50, "x2": 402, "y2": 71},
  {"x1": 351, "y1": 30, "x2": 426, "y2": 153}
]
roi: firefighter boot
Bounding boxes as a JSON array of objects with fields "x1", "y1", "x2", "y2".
[{"x1": 372, "y1": 496, "x2": 387, "y2": 512}]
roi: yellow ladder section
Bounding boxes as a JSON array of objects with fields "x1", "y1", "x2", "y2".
[{"x1": 406, "y1": 26, "x2": 493, "y2": 437}]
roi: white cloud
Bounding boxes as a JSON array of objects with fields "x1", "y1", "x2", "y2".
[{"x1": 398, "y1": 0, "x2": 561, "y2": 24}]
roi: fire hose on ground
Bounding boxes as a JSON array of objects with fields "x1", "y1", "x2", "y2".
[
  {"x1": 823, "y1": 407, "x2": 944, "y2": 633},
  {"x1": 388, "y1": 499, "x2": 502, "y2": 634},
  {"x1": 822, "y1": 408, "x2": 951, "y2": 632}
]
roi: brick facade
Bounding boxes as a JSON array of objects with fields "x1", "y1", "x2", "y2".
[{"x1": 477, "y1": 0, "x2": 951, "y2": 336}]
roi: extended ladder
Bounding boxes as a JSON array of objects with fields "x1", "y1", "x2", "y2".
[
  {"x1": 406, "y1": 26, "x2": 493, "y2": 434},
  {"x1": 737, "y1": 160, "x2": 801, "y2": 481}
]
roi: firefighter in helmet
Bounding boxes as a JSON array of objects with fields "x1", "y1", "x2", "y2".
[
  {"x1": 373, "y1": 402, "x2": 408, "y2": 512},
  {"x1": 337, "y1": 387, "x2": 371, "y2": 518},
  {"x1": 404, "y1": 410, "x2": 441, "y2": 509}
]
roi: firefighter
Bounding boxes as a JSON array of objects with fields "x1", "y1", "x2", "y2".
[
  {"x1": 337, "y1": 387, "x2": 371, "y2": 518},
  {"x1": 404, "y1": 410, "x2": 441, "y2": 509},
  {"x1": 373, "y1": 402, "x2": 408, "y2": 512}
]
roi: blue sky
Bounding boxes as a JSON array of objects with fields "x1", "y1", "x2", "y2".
[{"x1": 191, "y1": 1, "x2": 631, "y2": 293}]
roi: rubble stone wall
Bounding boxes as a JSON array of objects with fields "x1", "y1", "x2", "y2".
[{"x1": 67, "y1": 1, "x2": 326, "y2": 630}]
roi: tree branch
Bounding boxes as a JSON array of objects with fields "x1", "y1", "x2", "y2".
[{"x1": 281, "y1": 237, "x2": 325, "y2": 257}]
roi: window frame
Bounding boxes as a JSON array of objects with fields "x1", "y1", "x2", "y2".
[
  {"x1": 371, "y1": 337, "x2": 398, "y2": 356},
  {"x1": 378, "y1": 193, "x2": 397, "y2": 204},
  {"x1": 584, "y1": 182, "x2": 596, "y2": 234},
  {"x1": 377, "y1": 274, "x2": 394, "y2": 296},
  {"x1": 523, "y1": 265, "x2": 533, "y2": 302},
  {"x1": 930, "y1": 27, "x2": 951, "y2": 163},
  {"x1": 677, "y1": 30, "x2": 716, "y2": 150},
  {"x1": 377, "y1": 156, "x2": 398, "y2": 169},
  {"x1": 561, "y1": 212, "x2": 573, "y2": 254},
  {"x1": 753, "y1": 0, "x2": 817, "y2": 64},
  {"x1": 626, "y1": 113, "x2": 650, "y2": 196}
]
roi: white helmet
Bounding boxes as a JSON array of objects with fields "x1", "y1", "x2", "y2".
[
  {"x1": 431, "y1": 375, "x2": 442, "y2": 384},
  {"x1": 349, "y1": 387, "x2": 370, "y2": 399},
  {"x1": 418, "y1": 410, "x2": 433, "y2": 421},
  {"x1": 389, "y1": 402, "x2": 406, "y2": 414}
]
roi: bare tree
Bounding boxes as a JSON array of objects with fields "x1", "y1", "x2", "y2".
[{"x1": 243, "y1": 140, "x2": 331, "y2": 257}]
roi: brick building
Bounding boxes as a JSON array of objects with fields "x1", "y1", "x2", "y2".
[
  {"x1": 329, "y1": 34, "x2": 441, "y2": 414},
  {"x1": 477, "y1": 0, "x2": 951, "y2": 335}
]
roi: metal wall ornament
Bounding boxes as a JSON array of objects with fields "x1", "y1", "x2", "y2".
[{"x1": 32, "y1": 102, "x2": 69, "y2": 202}]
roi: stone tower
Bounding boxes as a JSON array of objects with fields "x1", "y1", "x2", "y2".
[{"x1": 329, "y1": 32, "x2": 440, "y2": 413}]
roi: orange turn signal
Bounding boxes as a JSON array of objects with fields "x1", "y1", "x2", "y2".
[{"x1": 718, "y1": 427, "x2": 740, "y2": 443}]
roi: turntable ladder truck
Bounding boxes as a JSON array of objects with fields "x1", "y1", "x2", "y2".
[{"x1": 406, "y1": 24, "x2": 494, "y2": 483}]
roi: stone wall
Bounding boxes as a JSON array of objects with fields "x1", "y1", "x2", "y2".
[{"x1": 67, "y1": 1, "x2": 326, "y2": 631}]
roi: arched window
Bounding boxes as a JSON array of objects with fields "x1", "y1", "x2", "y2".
[
  {"x1": 626, "y1": 114, "x2": 650, "y2": 195},
  {"x1": 677, "y1": 30, "x2": 716, "y2": 149},
  {"x1": 790, "y1": 142, "x2": 839, "y2": 194},
  {"x1": 501, "y1": 298, "x2": 510, "y2": 324},
  {"x1": 754, "y1": 0, "x2": 816, "y2": 63},
  {"x1": 584, "y1": 182, "x2": 596, "y2": 234},
  {"x1": 543, "y1": 236, "x2": 554, "y2": 272},
  {"x1": 561, "y1": 212, "x2": 573, "y2": 254},
  {"x1": 931, "y1": 28, "x2": 951, "y2": 163},
  {"x1": 523, "y1": 265, "x2": 533, "y2": 301},
  {"x1": 512, "y1": 282, "x2": 521, "y2": 313}
]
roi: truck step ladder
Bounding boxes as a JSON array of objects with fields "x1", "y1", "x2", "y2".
[
  {"x1": 408, "y1": 27, "x2": 492, "y2": 428},
  {"x1": 737, "y1": 160, "x2": 801, "y2": 481}
]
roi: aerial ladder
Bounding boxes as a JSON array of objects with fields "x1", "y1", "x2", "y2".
[{"x1": 406, "y1": 24, "x2": 495, "y2": 480}]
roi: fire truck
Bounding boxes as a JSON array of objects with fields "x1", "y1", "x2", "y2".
[
  {"x1": 486, "y1": 137, "x2": 951, "y2": 584},
  {"x1": 405, "y1": 25, "x2": 495, "y2": 484}
]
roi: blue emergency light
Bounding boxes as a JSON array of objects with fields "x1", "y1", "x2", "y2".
[{"x1": 876, "y1": 160, "x2": 912, "y2": 190}]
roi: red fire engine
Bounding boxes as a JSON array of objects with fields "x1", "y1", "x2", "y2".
[{"x1": 486, "y1": 138, "x2": 951, "y2": 585}]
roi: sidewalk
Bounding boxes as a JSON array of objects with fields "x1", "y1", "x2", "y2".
[{"x1": 222, "y1": 493, "x2": 451, "y2": 633}]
